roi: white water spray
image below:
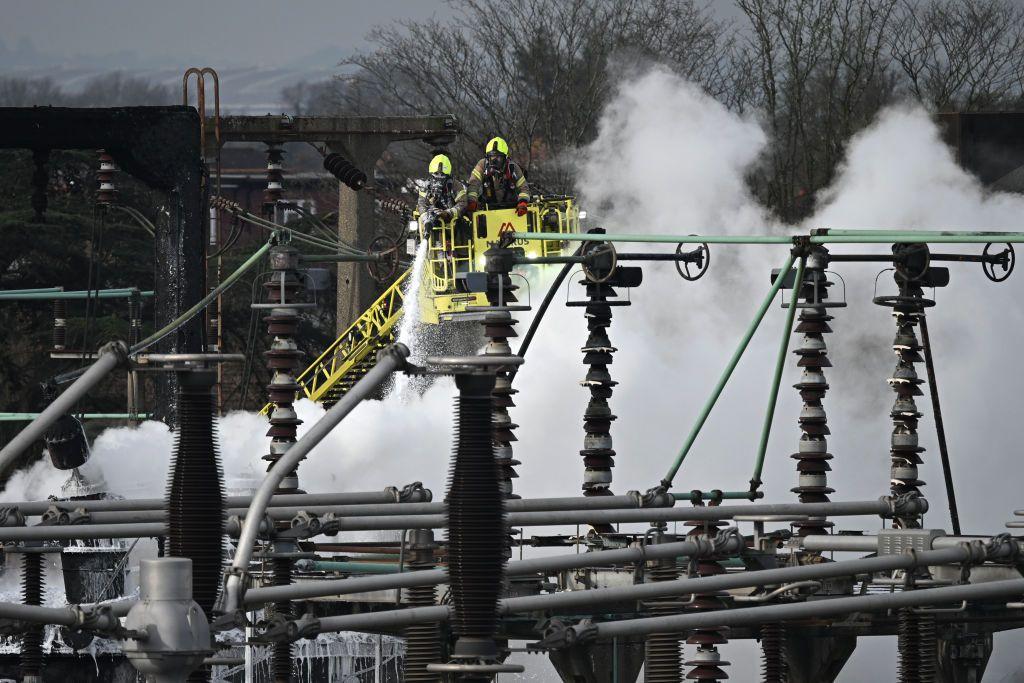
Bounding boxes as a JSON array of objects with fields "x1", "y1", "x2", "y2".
[{"x1": 390, "y1": 237, "x2": 431, "y2": 400}]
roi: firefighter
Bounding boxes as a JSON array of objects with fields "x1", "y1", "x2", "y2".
[
  {"x1": 416, "y1": 153, "x2": 467, "y2": 226},
  {"x1": 466, "y1": 136, "x2": 531, "y2": 215}
]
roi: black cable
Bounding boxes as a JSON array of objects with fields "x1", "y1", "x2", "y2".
[
  {"x1": 208, "y1": 217, "x2": 242, "y2": 259},
  {"x1": 507, "y1": 245, "x2": 582, "y2": 384},
  {"x1": 237, "y1": 269, "x2": 266, "y2": 410},
  {"x1": 919, "y1": 314, "x2": 961, "y2": 535}
]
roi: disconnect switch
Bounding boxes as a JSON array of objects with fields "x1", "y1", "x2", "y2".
[{"x1": 877, "y1": 528, "x2": 946, "y2": 555}]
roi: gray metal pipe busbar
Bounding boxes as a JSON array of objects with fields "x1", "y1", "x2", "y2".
[
  {"x1": 583, "y1": 578, "x2": 1024, "y2": 640},
  {"x1": 28, "y1": 493, "x2": 672, "y2": 526},
  {"x1": 800, "y1": 533, "x2": 1014, "y2": 554},
  {"x1": 1, "y1": 488, "x2": 424, "y2": 517},
  {"x1": 309, "y1": 541, "x2": 1003, "y2": 634},
  {"x1": 222, "y1": 343, "x2": 410, "y2": 615},
  {"x1": 0, "y1": 342, "x2": 127, "y2": 479},
  {"x1": 245, "y1": 534, "x2": 745, "y2": 606},
  {"x1": 0, "y1": 497, "x2": 919, "y2": 541},
  {"x1": 229, "y1": 498, "x2": 913, "y2": 533}
]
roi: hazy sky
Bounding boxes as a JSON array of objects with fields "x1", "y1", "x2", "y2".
[
  {"x1": 0, "y1": 0, "x2": 454, "y2": 70},
  {"x1": 1, "y1": 0, "x2": 743, "y2": 71}
]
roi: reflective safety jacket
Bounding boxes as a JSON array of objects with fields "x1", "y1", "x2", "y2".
[
  {"x1": 466, "y1": 158, "x2": 530, "y2": 205},
  {"x1": 416, "y1": 177, "x2": 468, "y2": 222}
]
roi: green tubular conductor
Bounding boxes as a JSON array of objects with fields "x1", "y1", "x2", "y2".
[
  {"x1": 817, "y1": 228, "x2": 1024, "y2": 237},
  {"x1": 0, "y1": 289, "x2": 155, "y2": 301},
  {"x1": 661, "y1": 250, "x2": 797, "y2": 489},
  {"x1": 511, "y1": 230, "x2": 1024, "y2": 245},
  {"x1": 0, "y1": 413, "x2": 152, "y2": 421},
  {"x1": 131, "y1": 240, "x2": 273, "y2": 354},
  {"x1": 810, "y1": 234, "x2": 1024, "y2": 244},
  {"x1": 510, "y1": 231, "x2": 791, "y2": 244},
  {"x1": 307, "y1": 561, "x2": 402, "y2": 574},
  {"x1": 750, "y1": 256, "x2": 806, "y2": 494}
]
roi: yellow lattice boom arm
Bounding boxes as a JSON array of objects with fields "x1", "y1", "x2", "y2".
[{"x1": 260, "y1": 268, "x2": 410, "y2": 413}]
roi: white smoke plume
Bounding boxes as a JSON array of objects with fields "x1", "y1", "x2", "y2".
[{"x1": 4, "y1": 65, "x2": 1024, "y2": 679}]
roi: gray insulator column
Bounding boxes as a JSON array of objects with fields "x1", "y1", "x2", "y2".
[
  {"x1": 262, "y1": 244, "x2": 306, "y2": 494},
  {"x1": 876, "y1": 261, "x2": 930, "y2": 530},
  {"x1": 791, "y1": 247, "x2": 836, "y2": 537},
  {"x1": 683, "y1": 513, "x2": 730, "y2": 681},
  {"x1": 403, "y1": 530, "x2": 442, "y2": 683},
  {"x1": 643, "y1": 532, "x2": 683, "y2": 683},
  {"x1": 482, "y1": 251, "x2": 522, "y2": 499},
  {"x1": 19, "y1": 550, "x2": 45, "y2": 683}
]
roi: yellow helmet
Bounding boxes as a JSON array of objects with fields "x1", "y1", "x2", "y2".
[
  {"x1": 485, "y1": 137, "x2": 509, "y2": 156},
  {"x1": 428, "y1": 154, "x2": 452, "y2": 176}
]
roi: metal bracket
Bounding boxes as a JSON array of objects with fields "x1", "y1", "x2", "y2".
[
  {"x1": 529, "y1": 618, "x2": 598, "y2": 650},
  {"x1": 252, "y1": 613, "x2": 321, "y2": 644}
]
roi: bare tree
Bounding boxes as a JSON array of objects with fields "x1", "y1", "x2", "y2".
[
  {"x1": 735, "y1": 0, "x2": 898, "y2": 219},
  {"x1": 0, "y1": 73, "x2": 172, "y2": 107},
  {"x1": 890, "y1": 0, "x2": 1024, "y2": 111},
  {"x1": 340, "y1": 0, "x2": 730, "y2": 191}
]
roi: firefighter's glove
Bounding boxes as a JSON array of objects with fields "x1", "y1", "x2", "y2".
[
  {"x1": 467, "y1": 199, "x2": 479, "y2": 212},
  {"x1": 516, "y1": 200, "x2": 528, "y2": 216}
]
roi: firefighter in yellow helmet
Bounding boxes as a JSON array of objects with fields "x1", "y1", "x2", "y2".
[
  {"x1": 466, "y1": 136, "x2": 531, "y2": 216},
  {"x1": 416, "y1": 153, "x2": 468, "y2": 225}
]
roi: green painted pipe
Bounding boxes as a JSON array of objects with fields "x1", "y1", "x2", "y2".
[
  {"x1": 0, "y1": 413, "x2": 151, "y2": 421},
  {"x1": 511, "y1": 230, "x2": 1024, "y2": 245},
  {"x1": 670, "y1": 491, "x2": 763, "y2": 502},
  {"x1": 0, "y1": 287, "x2": 63, "y2": 294},
  {"x1": 661, "y1": 251, "x2": 797, "y2": 489},
  {"x1": 750, "y1": 256, "x2": 806, "y2": 493},
  {"x1": 510, "y1": 231, "x2": 791, "y2": 244},
  {"x1": 818, "y1": 228, "x2": 1024, "y2": 237},
  {"x1": 301, "y1": 254, "x2": 381, "y2": 263},
  {"x1": 0, "y1": 289, "x2": 154, "y2": 301},
  {"x1": 311, "y1": 561, "x2": 402, "y2": 574},
  {"x1": 810, "y1": 234, "x2": 1024, "y2": 244},
  {"x1": 131, "y1": 240, "x2": 272, "y2": 354}
]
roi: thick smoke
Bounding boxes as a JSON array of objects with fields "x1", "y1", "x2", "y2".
[{"x1": 5, "y1": 65, "x2": 1024, "y2": 679}]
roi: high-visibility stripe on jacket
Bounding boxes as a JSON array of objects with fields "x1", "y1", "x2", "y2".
[
  {"x1": 417, "y1": 178, "x2": 468, "y2": 221},
  {"x1": 466, "y1": 158, "x2": 531, "y2": 204}
]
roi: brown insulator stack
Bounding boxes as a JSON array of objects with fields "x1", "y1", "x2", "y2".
[
  {"x1": 897, "y1": 608, "x2": 920, "y2": 683},
  {"x1": 445, "y1": 372, "x2": 506, "y2": 677},
  {"x1": 271, "y1": 557, "x2": 294, "y2": 683},
  {"x1": 20, "y1": 550, "x2": 44, "y2": 683},
  {"x1": 262, "y1": 245, "x2": 305, "y2": 493},
  {"x1": 760, "y1": 621, "x2": 786, "y2": 683},
  {"x1": 53, "y1": 299, "x2": 67, "y2": 350},
  {"x1": 404, "y1": 529, "x2": 442, "y2": 683},
  {"x1": 378, "y1": 196, "x2": 412, "y2": 222},
  {"x1": 96, "y1": 149, "x2": 116, "y2": 204},
  {"x1": 263, "y1": 144, "x2": 284, "y2": 219},
  {"x1": 166, "y1": 371, "x2": 225, "y2": 619},
  {"x1": 482, "y1": 248, "x2": 522, "y2": 499},
  {"x1": 885, "y1": 277, "x2": 928, "y2": 529},
  {"x1": 643, "y1": 532, "x2": 683, "y2": 683},
  {"x1": 684, "y1": 521, "x2": 730, "y2": 681},
  {"x1": 918, "y1": 612, "x2": 937, "y2": 682},
  {"x1": 790, "y1": 247, "x2": 836, "y2": 537},
  {"x1": 577, "y1": 279, "x2": 619, "y2": 502}
]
